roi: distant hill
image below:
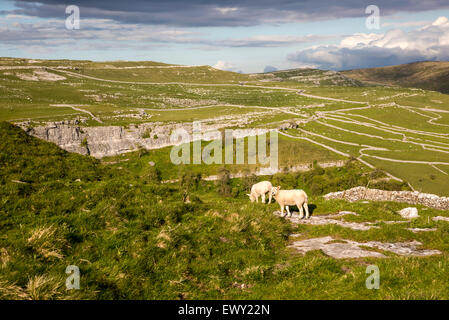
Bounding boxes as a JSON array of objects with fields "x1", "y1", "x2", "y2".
[
  {"x1": 342, "y1": 61, "x2": 449, "y2": 94},
  {"x1": 0, "y1": 57, "x2": 250, "y2": 84},
  {"x1": 251, "y1": 68, "x2": 364, "y2": 86}
]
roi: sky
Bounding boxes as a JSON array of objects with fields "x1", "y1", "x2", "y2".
[{"x1": 1, "y1": 0, "x2": 449, "y2": 73}]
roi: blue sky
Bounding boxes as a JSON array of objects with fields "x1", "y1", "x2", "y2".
[{"x1": 1, "y1": 0, "x2": 449, "y2": 72}]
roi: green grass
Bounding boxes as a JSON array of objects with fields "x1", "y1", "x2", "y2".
[
  {"x1": 5, "y1": 121, "x2": 449, "y2": 300},
  {"x1": 2, "y1": 58, "x2": 449, "y2": 300},
  {"x1": 342, "y1": 61, "x2": 449, "y2": 94},
  {"x1": 1, "y1": 58, "x2": 449, "y2": 194},
  {"x1": 102, "y1": 133, "x2": 345, "y2": 181},
  {"x1": 365, "y1": 158, "x2": 449, "y2": 196}
]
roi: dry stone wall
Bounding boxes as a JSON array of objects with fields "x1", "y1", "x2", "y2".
[{"x1": 324, "y1": 186, "x2": 449, "y2": 210}]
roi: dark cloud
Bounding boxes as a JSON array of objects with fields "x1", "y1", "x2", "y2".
[
  {"x1": 287, "y1": 46, "x2": 431, "y2": 70},
  {"x1": 263, "y1": 65, "x2": 278, "y2": 72},
  {"x1": 7, "y1": 0, "x2": 449, "y2": 27},
  {"x1": 287, "y1": 17, "x2": 449, "y2": 70}
]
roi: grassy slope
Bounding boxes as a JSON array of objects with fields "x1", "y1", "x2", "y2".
[
  {"x1": 342, "y1": 61, "x2": 449, "y2": 94},
  {"x1": 2, "y1": 57, "x2": 449, "y2": 196},
  {"x1": 251, "y1": 68, "x2": 365, "y2": 86},
  {"x1": 102, "y1": 134, "x2": 346, "y2": 180},
  {"x1": 4, "y1": 121, "x2": 449, "y2": 300}
]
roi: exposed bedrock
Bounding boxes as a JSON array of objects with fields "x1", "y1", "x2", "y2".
[{"x1": 17, "y1": 120, "x2": 270, "y2": 158}]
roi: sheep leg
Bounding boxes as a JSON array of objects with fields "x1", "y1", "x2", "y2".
[
  {"x1": 261, "y1": 193, "x2": 266, "y2": 204},
  {"x1": 297, "y1": 202, "x2": 304, "y2": 219},
  {"x1": 286, "y1": 206, "x2": 291, "y2": 217},
  {"x1": 304, "y1": 203, "x2": 310, "y2": 219},
  {"x1": 268, "y1": 192, "x2": 272, "y2": 204},
  {"x1": 280, "y1": 205, "x2": 285, "y2": 217}
]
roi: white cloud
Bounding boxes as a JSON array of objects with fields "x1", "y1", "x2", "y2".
[
  {"x1": 212, "y1": 60, "x2": 237, "y2": 71},
  {"x1": 215, "y1": 7, "x2": 238, "y2": 14},
  {"x1": 287, "y1": 16, "x2": 449, "y2": 70}
]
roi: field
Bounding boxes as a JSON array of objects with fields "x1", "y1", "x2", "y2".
[
  {"x1": 1, "y1": 58, "x2": 449, "y2": 300},
  {"x1": 2, "y1": 121, "x2": 449, "y2": 299},
  {"x1": 1, "y1": 58, "x2": 449, "y2": 194}
]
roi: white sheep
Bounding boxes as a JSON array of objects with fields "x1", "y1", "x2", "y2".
[
  {"x1": 247, "y1": 181, "x2": 273, "y2": 204},
  {"x1": 271, "y1": 186, "x2": 310, "y2": 219}
]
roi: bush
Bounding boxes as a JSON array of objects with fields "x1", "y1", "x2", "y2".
[{"x1": 217, "y1": 167, "x2": 231, "y2": 196}]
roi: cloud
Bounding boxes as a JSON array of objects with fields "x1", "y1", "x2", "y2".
[
  {"x1": 263, "y1": 65, "x2": 277, "y2": 72},
  {"x1": 0, "y1": 14, "x2": 331, "y2": 54},
  {"x1": 5, "y1": 0, "x2": 449, "y2": 27},
  {"x1": 212, "y1": 60, "x2": 237, "y2": 71},
  {"x1": 0, "y1": 18, "x2": 200, "y2": 45},
  {"x1": 214, "y1": 34, "x2": 338, "y2": 48},
  {"x1": 287, "y1": 16, "x2": 449, "y2": 70}
]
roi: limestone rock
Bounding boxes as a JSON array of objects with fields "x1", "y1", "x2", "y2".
[
  {"x1": 274, "y1": 211, "x2": 378, "y2": 231},
  {"x1": 288, "y1": 236, "x2": 441, "y2": 259},
  {"x1": 398, "y1": 207, "x2": 419, "y2": 219},
  {"x1": 16, "y1": 121, "x2": 273, "y2": 159},
  {"x1": 433, "y1": 216, "x2": 449, "y2": 222}
]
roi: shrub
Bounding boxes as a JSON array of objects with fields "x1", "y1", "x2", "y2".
[{"x1": 217, "y1": 167, "x2": 231, "y2": 196}]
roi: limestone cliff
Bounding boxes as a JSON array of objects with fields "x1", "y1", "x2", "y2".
[{"x1": 17, "y1": 120, "x2": 270, "y2": 158}]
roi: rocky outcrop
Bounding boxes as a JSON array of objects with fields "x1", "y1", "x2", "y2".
[
  {"x1": 288, "y1": 236, "x2": 441, "y2": 259},
  {"x1": 324, "y1": 186, "x2": 449, "y2": 210},
  {"x1": 274, "y1": 210, "x2": 378, "y2": 231},
  {"x1": 17, "y1": 120, "x2": 271, "y2": 159}
]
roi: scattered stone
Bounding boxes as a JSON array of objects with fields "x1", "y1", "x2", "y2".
[
  {"x1": 289, "y1": 234, "x2": 302, "y2": 238},
  {"x1": 398, "y1": 207, "x2": 419, "y2": 219},
  {"x1": 288, "y1": 236, "x2": 441, "y2": 259},
  {"x1": 324, "y1": 186, "x2": 449, "y2": 211},
  {"x1": 407, "y1": 228, "x2": 437, "y2": 233},
  {"x1": 274, "y1": 211, "x2": 378, "y2": 231},
  {"x1": 148, "y1": 161, "x2": 155, "y2": 166},
  {"x1": 16, "y1": 70, "x2": 66, "y2": 81},
  {"x1": 326, "y1": 211, "x2": 359, "y2": 218},
  {"x1": 11, "y1": 180, "x2": 28, "y2": 184},
  {"x1": 433, "y1": 216, "x2": 449, "y2": 222},
  {"x1": 369, "y1": 220, "x2": 408, "y2": 225},
  {"x1": 219, "y1": 237, "x2": 231, "y2": 243},
  {"x1": 289, "y1": 236, "x2": 385, "y2": 259}
]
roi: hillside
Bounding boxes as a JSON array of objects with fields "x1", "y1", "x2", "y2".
[
  {"x1": 342, "y1": 61, "x2": 449, "y2": 94},
  {"x1": 252, "y1": 68, "x2": 364, "y2": 86},
  {"x1": 2, "y1": 57, "x2": 449, "y2": 195},
  {"x1": 2, "y1": 121, "x2": 449, "y2": 299}
]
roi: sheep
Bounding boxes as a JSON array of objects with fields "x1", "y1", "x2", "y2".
[
  {"x1": 271, "y1": 186, "x2": 310, "y2": 219},
  {"x1": 246, "y1": 181, "x2": 273, "y2": 204}
]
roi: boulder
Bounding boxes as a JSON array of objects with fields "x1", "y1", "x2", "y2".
[{"x1": 398, "y1": 207, "x2": 419, "y2": 219}]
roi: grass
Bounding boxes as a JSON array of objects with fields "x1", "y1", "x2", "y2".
[
  {"x1": 3, "y1": 121, "x2": 449, "y2": 300},
  {"x1": 342, "y1": 61, "x2": 449, "y2": 94},
  {"x1": 101, "y1": 133, "x2": 345, "y2": 181},
  {"x1": 2, "y1": 58, "x2": 449, "y2": 300}
]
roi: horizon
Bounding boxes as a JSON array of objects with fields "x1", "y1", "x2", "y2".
[
  {"x1": 2, "y1": 1, "x2": 449, "y2": 73},
  {"x1": 2, "y1": 56, "x2": 449, "y2": 74}
]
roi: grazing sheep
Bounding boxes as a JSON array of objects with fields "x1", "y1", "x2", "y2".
[
  {"x1": 271, "y1": 186, "x2": 310, "y2": 219},
  {"x1": 247, "y1": 181, "x2": 273, "y2": 204}
]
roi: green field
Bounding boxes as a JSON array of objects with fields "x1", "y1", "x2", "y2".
[
  {"x1": 2, "y1": 58, "x2": 449, "y2": 194},
  {"x1": 2, "y1": 58, "x2": 449, "y2": 300},
  {"x1": 2, "y1": 121, "x2": 449, "y2": 300}
]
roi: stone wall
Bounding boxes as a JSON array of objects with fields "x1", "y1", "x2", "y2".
[{"x1": 324, "y1": 186, "x2": 449, "y2": 210}]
